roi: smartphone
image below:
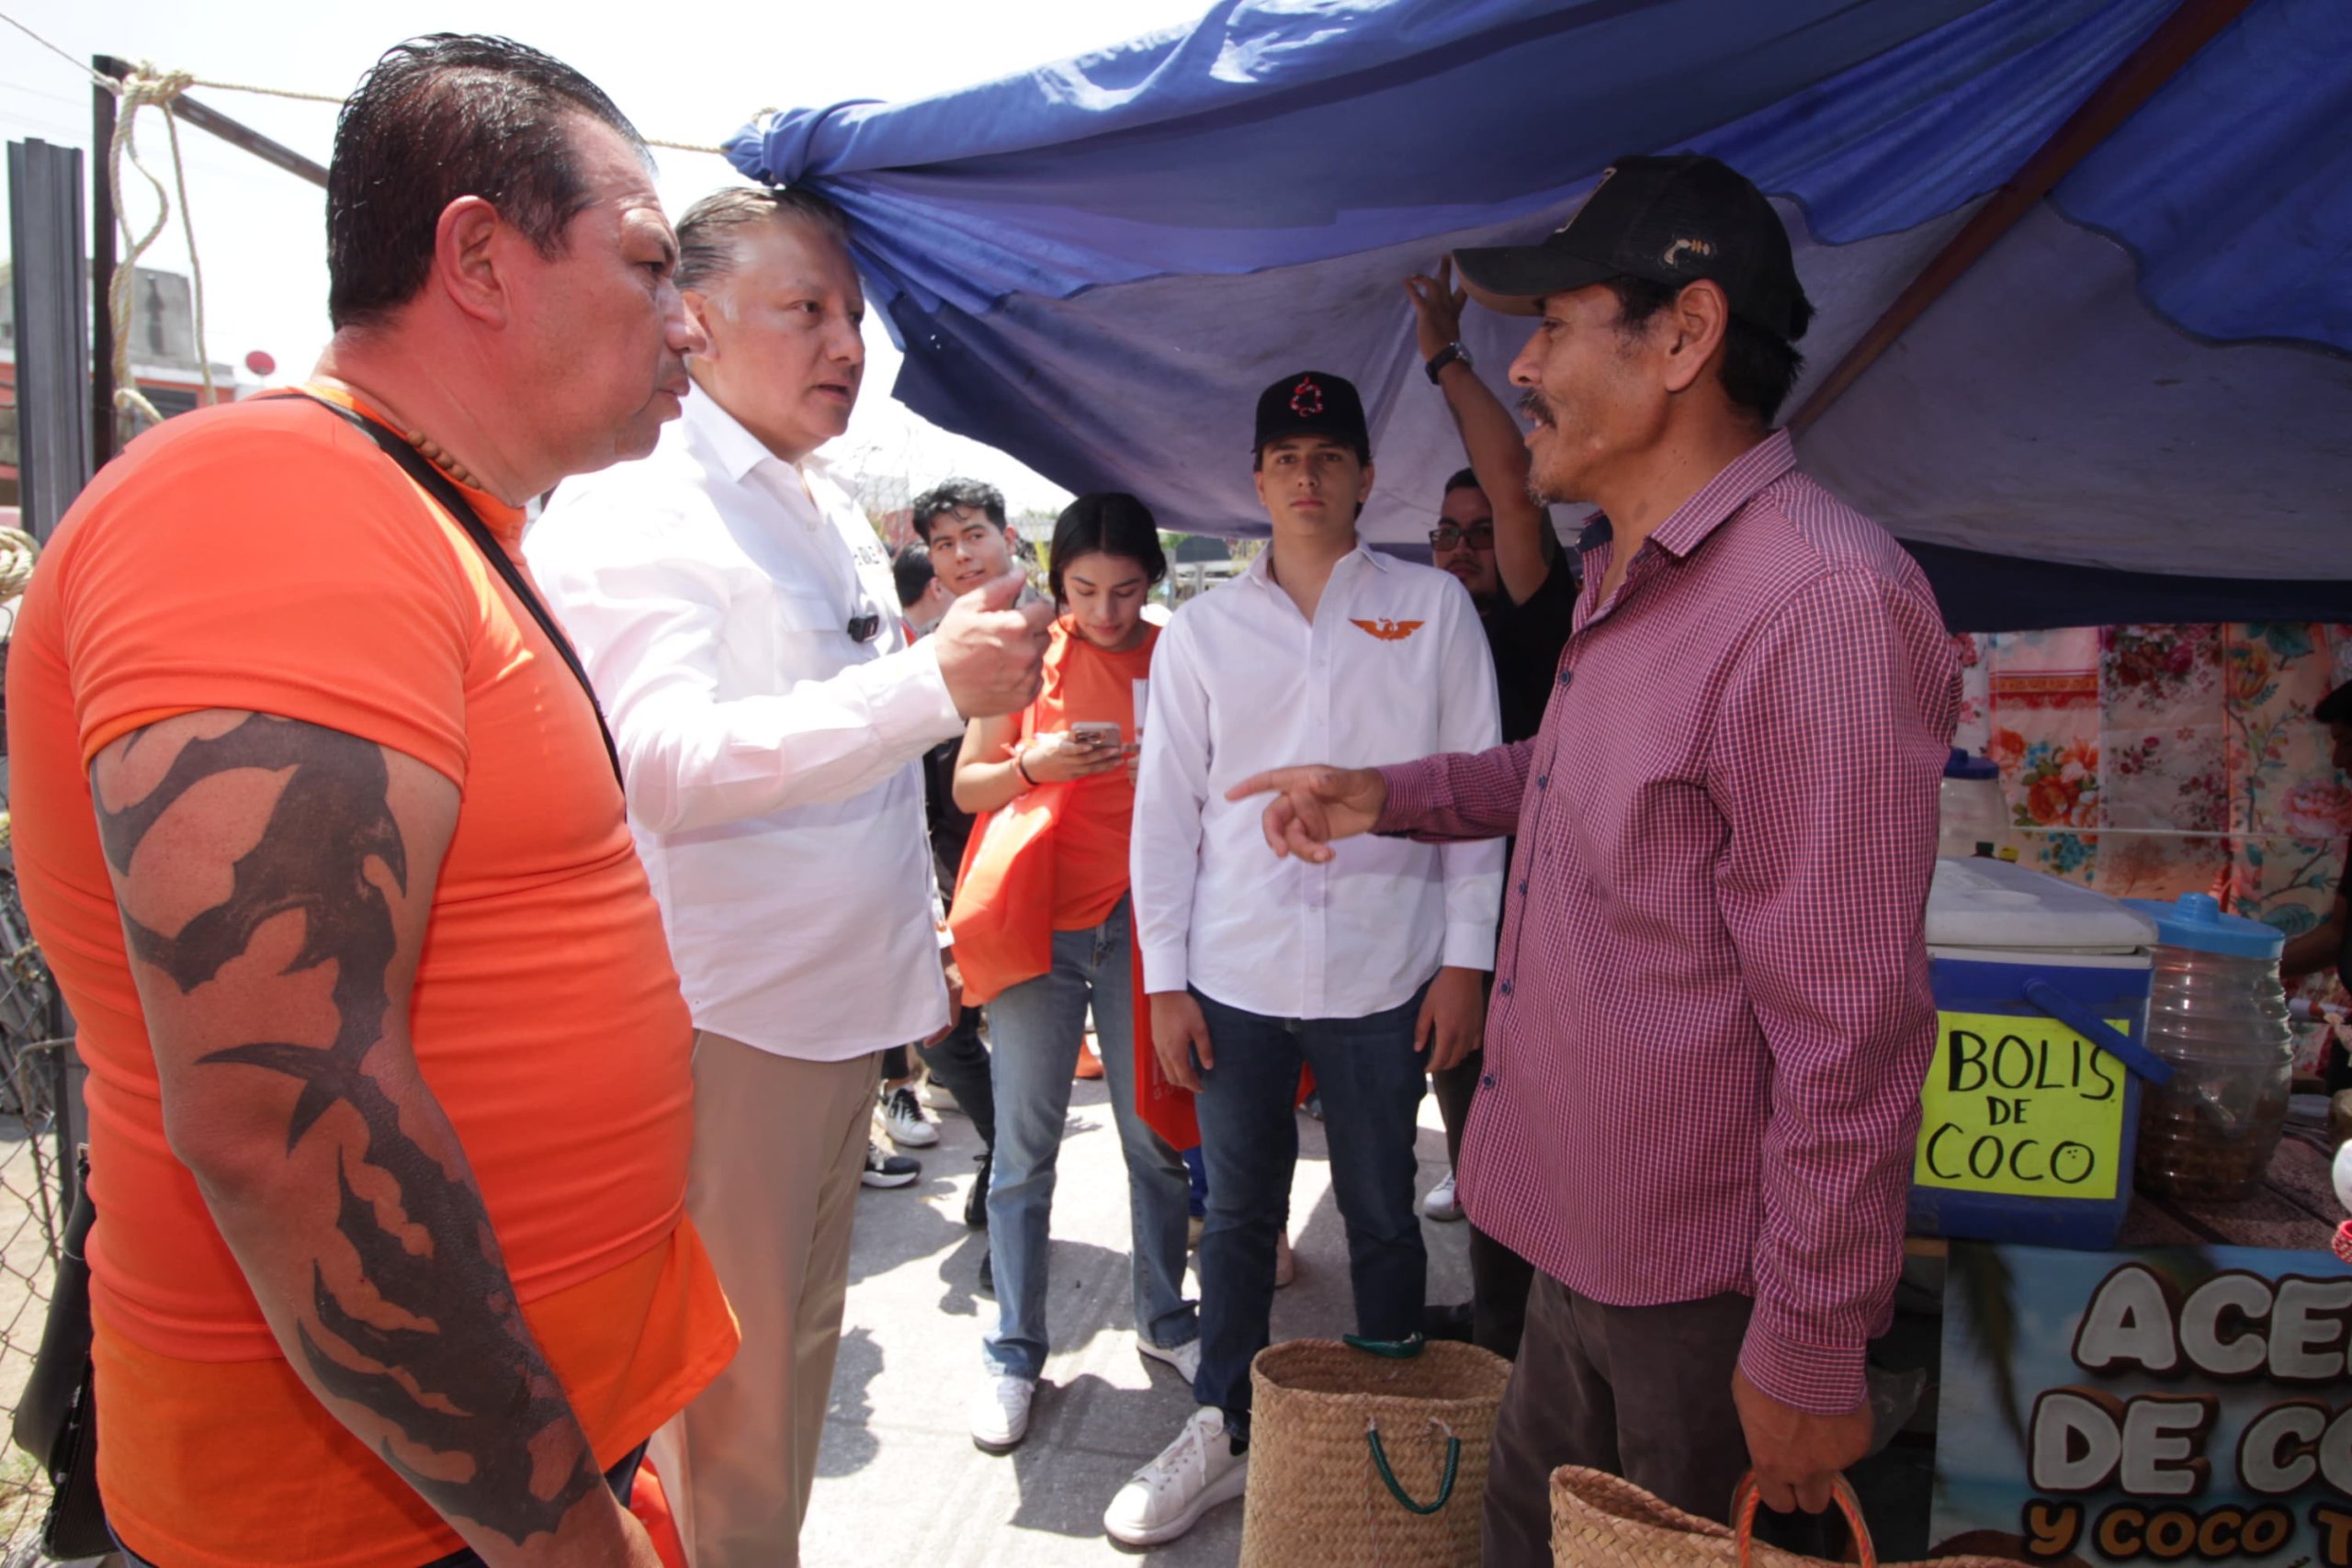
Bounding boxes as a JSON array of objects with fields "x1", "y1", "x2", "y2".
[{"x1": 1070, "y1": 720, "x2": 1124, "y2": 748}]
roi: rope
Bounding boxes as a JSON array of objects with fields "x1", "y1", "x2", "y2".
[
  {"x1": 103, "y1": 61, "x2": 212, "y2": 431},
  {"x1": 175, "y1": 73, "x2": 729, "y2": 153},
  {"x1": 1, "y1": 8, "x2": 734, "y2": 152},
  {"x1": 0, "y1": 529, "x2": 40, "y2": 603},
  {"x1": 0, "y1": 10, "x2": 113, "y2": 90},
  {"x1": 2, "y1": 7, "x2": 733, "y2": 441}
]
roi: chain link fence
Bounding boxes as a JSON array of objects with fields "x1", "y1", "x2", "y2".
[{"x1": 0, "y1": 772, "x2": 76, "y2": 1559}]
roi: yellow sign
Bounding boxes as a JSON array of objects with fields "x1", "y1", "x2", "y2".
[{"x1": 1913, "y1": 1010, "x2": 2131, "y2": 1201}]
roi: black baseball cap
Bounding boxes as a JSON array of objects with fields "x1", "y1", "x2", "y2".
[
  {"x1": 1454, "y1": 154, "x2": 1811, "y2": 340},
  {"x1": 1252, "y1": 370, "x2": 1371, "y2": 458}
]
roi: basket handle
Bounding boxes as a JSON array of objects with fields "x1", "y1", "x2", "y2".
[
  {"x1": 1732, "y1": 1472, "x2": 1877, "y2": 1568},
  {"x1": 1365, "y1": 1420, "x2": 1461, "y2": 1516}
]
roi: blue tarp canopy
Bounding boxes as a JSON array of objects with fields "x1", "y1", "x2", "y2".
[{"x1": 729, "y1": 0, "x2": 2352, "y2": 632}]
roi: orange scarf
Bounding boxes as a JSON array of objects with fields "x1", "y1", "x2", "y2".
[{"x1": 949, "y1": 623, "x2": 1200, "y2": 1149}]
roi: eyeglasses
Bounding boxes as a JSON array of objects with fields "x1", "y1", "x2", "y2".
[{"x1": 1429, "y1": 525, "x2": 1495, "y2": 550}]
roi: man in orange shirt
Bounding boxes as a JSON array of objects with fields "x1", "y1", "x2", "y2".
[{"x1": 6, "y1": 35, "x2": 734, "y2": 1568}]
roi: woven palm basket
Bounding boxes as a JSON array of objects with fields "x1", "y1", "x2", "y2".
[
  {"x1": 1238, "y1": 1338, "x2": 1510, "y2": 1568},
  {"x1": 1550, "y1": 1465, "x2": 2024, "y2": 1567}
]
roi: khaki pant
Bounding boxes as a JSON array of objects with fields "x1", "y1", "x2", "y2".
[{"x1": 649, "y1": 1037, "x2": 878, "y2": 1568}]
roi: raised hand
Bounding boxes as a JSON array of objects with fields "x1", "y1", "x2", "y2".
[
  {"x1": 1405, "y1": 256, "x2": 1469, "y2": 362},
  {"x1": 1223, "y1": 764, "x2": 1389, "y2": 863},
  {"x1": 934, "y1": 566, "x2": 1054, "y2": 718}
]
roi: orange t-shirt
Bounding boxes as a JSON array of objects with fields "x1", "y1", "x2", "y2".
[
  {"x1": 6, "y1": 390, "x2": 737, "y2": 1567},
  {"x1": 1031, "y1": 618, "x2": 1157, "y2": 931}
]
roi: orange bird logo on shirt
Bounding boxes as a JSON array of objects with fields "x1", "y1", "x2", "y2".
[{"x1": 1351, "y1": 617, "x2": 1425, "y2": 642}]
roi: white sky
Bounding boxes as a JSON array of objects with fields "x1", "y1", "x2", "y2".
[{"x1": 0, "y1": 0, "x2": 1212, "y2": 513}]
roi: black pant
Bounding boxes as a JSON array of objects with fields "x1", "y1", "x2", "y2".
[
  {"x1": 116, "y1": 1443, "x2": 650, "y2": 1568},
  {"x1": 1430, "y1": 1047, "x2": 1536, "y2": 1359},
  {"x1": 914, "y1": 1005, "x2": 997, "y2": 1152}
]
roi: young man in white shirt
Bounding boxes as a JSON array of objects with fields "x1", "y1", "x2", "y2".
[
  {"x1": 1111, "y1": 371, "x2": 1504, "y2": 1546},
  {"x1": 525, "y1": 186, "x2": 1049, "y2": 1568}
]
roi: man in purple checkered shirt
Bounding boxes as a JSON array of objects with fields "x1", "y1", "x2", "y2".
[{"x1": 1232, "y1": 155, "x2": 1960, "y2": 1563}]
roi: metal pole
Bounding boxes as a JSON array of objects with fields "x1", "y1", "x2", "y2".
[
  {"x1": 91, "y1": 57, "x2": 120, "y2": 468},
  {"x1": 1789, "y1": 0, "x2": 2256, "y2": 434},
  {"x1": 171, "y1": 93, "x2": 329, "y2": 189},
  {"x1": 7, "y1": 140, "x2": 93, "y2": 541}
]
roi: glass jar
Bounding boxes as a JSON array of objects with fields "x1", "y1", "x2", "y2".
[{"x1": 2122, "y1": 894, "x2": 2293, "y2": 1203}]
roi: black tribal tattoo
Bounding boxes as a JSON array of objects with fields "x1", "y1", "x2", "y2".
[{"x1": 96, "y1": 715, "x2": 598, "y2": 1544}]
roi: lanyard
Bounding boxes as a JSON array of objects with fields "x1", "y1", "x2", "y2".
[{"x1": 278, "y1": 393, "x2": 625, "y2": 793}]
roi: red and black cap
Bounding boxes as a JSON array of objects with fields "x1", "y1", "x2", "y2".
[
  {"x1": 1454, "y1": 155, "x2": 1810, "y2": 340},
  {"x1": 1252, "y1": 370, "x2": 1370, "y2": 457}
]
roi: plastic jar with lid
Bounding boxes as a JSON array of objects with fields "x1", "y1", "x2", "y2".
[
  {"x1": 1938, "y1": 749, "x2": 2007, "y2": 860},
  {"x1": 2119, "y1": 892, "x2": 2293, "y2": 1202}
]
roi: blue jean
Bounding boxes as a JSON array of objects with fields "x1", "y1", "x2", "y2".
[
  {"x1": 1191, "y1": 984, "x2": 1430, "y2": 1427},
  {"x1": 983, "y1": 897, "x2": 1196, "y2": 1380}
]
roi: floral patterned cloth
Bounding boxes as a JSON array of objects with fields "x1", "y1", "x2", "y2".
[{"x1": 1953, "y1": 623, "x2": 2352, "y2": 1070}]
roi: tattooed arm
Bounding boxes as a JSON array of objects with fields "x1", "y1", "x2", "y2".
[{"x1": 92, "y1": 711, "x2": 659, "y2": 1568}]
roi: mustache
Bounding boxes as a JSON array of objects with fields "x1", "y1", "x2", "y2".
[{"x1": 1518, "y1": 389, "x2": 1555, "y2": 426}]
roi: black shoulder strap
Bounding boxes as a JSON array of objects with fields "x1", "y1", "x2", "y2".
[{"x1": 278, "y1": 393, "x2": 625, "y2": 793}]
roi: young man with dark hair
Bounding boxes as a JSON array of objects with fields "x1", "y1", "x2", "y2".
[
  {"x1": 1233, "y1": 155, "x2": 1961, "y2": 1564},
  {"x1": 9, "y1": 34, "x2": 729, "y2": 1568},
  {"x1": 1117, "y1": 371, "x2": 1503, "y2": 1546},
  {"x1": 527, "y1": 186, "x2": 1049, "y2": 1566},
  {"x1": 914, "y1": 478, "x2": 1019, "y2": 597},
  {"x1": 891, "y1": 540, "x2": 1003, "y2": 1235}
]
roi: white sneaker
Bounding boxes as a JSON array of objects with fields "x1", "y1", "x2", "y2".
[
  {"x1": 882, "y1": 1083, "x2": 939, "y2": 1147},
  {"x1": 1136, "y1": 1334, "x2": 1203, "y2": 1384},
  {"x1": 1103, "y1": 1405, "x2": 1249, "y2": 1546},
  {"x1": 971, "y1": 1373, "x2": 1035, "y2": 1454},
  {"x1": 1421, "y1": 1168, "x2": 1463, "y2": 1222}
]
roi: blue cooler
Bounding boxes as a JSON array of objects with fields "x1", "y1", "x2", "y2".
[{"x1": 1906, "y1": 858, "x2": 2167, "y2": 1249}]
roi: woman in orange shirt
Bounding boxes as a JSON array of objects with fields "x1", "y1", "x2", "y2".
[{"x1": 951, "y1": 495, "x2": 1196, "y2": 1454}]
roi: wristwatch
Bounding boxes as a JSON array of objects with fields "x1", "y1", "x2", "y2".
[{"x1": 1425, "y1": 341, "x2": 1472, "y2": 383}]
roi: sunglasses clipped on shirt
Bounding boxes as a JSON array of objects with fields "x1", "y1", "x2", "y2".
[{"x1": 1429, "y1": 524, "x2": 1496, "y2": 550}]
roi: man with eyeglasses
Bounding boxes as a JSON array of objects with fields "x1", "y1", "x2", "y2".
[
  {"x1": 1406, "y1": 260, "x2": 1580, "y2": 1362},
  {"x1": 1412, "y1": 258, "x2": 1582, "y2": 748}
]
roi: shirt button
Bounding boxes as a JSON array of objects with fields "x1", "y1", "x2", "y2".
[
  {"x1": 1556, "y1": 667, "x2": 1574, "y2": 687},
  {"x1": 1537, "y1": 774, "x2": 1549, "y2": 789},
  {"x1": 1498, "y1": 980, "x2": 1512, "y2": 997},
  {"x1": 1517, "y1": 880, "x2": 1529, "y2": 896},
  {"x1": 1480, "y1": 1074, "x2": 1496, "y2": 1089}
]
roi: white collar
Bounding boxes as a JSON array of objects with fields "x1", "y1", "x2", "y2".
[
  {"x1": 680, "y1": 384, "x2": 840, "y2": 492},
  {"x1": 1245, "y1": 537, "x2": 1387, "y2": 590}
]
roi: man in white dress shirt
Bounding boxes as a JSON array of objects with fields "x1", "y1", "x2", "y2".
[
  {"x1": 526, "y1": 186, "x2": 1049, "y2": 1568},
  {"x1": 1108, "y1": 371, "x2": 1504, "y2": 1546}
]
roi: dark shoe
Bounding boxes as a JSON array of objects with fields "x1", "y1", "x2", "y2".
[
  {"x1": 1423, "y1": 1302, "x2": 1476, "y2": 1343},
  {"x1": 862, "y1": 1141, "x2": 921, "y2": 1189},
  {"x1": 966, "y1": 1152, "x2": 991, "y2": 1229}
]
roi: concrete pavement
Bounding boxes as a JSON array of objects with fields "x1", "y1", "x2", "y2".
[{"x1": 799, "y1": 1077, "x2": 1471, "y2": 1567}]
